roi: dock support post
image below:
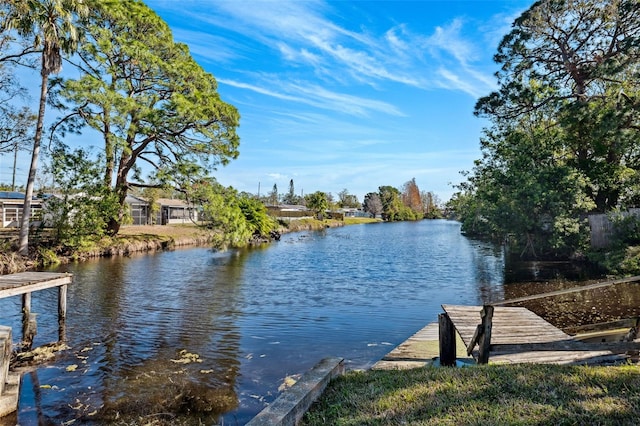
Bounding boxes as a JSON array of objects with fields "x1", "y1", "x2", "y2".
[
  {"x1": 477, "y1": 305, "x2": 494, "y2": 364},
  {"x1": 21, "y1": 293, "x2": 32, "y2": 350},
  {"x1": 439, "y1": 313, "x2": 456, "y2": 367},
  {"x1": 58, "y1": 284, "x2": 67, "y2": 342}
]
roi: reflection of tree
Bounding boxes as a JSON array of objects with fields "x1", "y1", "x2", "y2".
[
  {"x1": 503, "y1": 280, "x2": 640, "y2": 330},
  {"x1": 88, "y1": 248, "x2": 249, "y2": 423},
  {"x1": 468, "y1": 241, "x2": 505, "y2": 304}
]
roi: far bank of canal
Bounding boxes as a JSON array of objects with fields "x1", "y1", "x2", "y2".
[{"x1": 3, "y1": 219, "x2": 631, "y2": 425}]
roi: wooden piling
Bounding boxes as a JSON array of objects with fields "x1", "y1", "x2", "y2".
[
  {"x1": 21, "y1": 293, "x2": 31, "y2": 347},
  {"x1": 438, "y1": 313, "x2": 456, "y2": 366},
  {"x1": 58, "y1": 284, "x2": 67, "y2": 342},
  {"x1": 0, "y1": 272, "x2": 73, "y2": 346},
  {"x1": 477, "y1": 305, "x2": 494, "y2": 364}
]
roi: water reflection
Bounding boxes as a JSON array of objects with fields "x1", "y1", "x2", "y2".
[
  {"x1": 503, "y1": 279, "x2": 640, "y2": 331},
  {"x1": 0, "y1": 220, "x2": 509, "y2": 425}
]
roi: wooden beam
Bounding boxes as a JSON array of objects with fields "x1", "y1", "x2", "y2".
[
  {"x1": 491, "y1": 341, "x2": 640, "y2": 353},
  {"x1": 439, "y1": 313, "x2": 457, "y2": 367},
  {"x1": 0, "y1": 276, "x2": 72, "y2": 299},
  {"x1": 492, "y1": 275, "x2": 640, "y2": 306},
  {"x1": 58, "y1": 284, "x2": 67, "y2": 342},
  {"x1": 477, "y1": 305, "x2": 494, "y2": 364},
  {"x1": 21, "y1": 292, "x2": 31, "y2": 347},
  {"x1": 466, "y1": 324, "x2": 482, "y2": 356}
]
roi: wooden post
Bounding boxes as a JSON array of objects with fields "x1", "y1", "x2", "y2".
[
  {"x1": 439, "y1": 313, "x2": 456, "y2": 367},
  {"x1": 477, "y1": 305, "x2": 494, "y2": 364},
  {"x1": 58, "y1": 284, "x2": 67, "y2": 342},
  {"x1": 0, "y1": 326, "x2": 11, "y2": 396},
  {"x1": 22, "y1": 292, "x2": 31, "y2": 348}
]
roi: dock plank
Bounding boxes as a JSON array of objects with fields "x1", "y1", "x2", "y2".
[
  {"x1": 371, "y1": 322, "x2": 472, "y2": 370},
  {"x1": 0, "y1": 272, "x2": 72, "y2": 298},
  {"x1": 442, "y1": 305, "x2": 624, "y2": 365}
]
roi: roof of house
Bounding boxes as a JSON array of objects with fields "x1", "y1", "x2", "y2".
[
  {"x1": 157, "y1": 198, "x2": 194, "y2": 207},
  {"x1": 0, "y1": 191, "x2": 43, "y2": 201},
  {"x1": 125, "y1": 194, "x2": 149, "y2": 205},
  {"x1": 267, "y1": 204, "x2": 307, "y2": 211}
]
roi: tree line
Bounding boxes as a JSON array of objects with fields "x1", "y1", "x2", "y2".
[
  {"x1": 0, "y1": 0, "x2": 443, "y2": 254},
  {"x1": 1, "y1": 0, "x2": 241, "y2": 252},
  {"x1": 447, "y1": 0, "x2": 640, "y2": 260},
  {"x1": 258, "y1": 178, "x2": 441, "y2": 219},
  {"x1": 258, "y1": 178, "x2": 442, "y2": 221}
]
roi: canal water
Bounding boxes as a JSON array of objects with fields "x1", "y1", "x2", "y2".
[{"x1": 1, "y1": 219, "x2": 594, "y2": 424}]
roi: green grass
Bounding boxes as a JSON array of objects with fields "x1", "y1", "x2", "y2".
[
  {"x1": 302, "y1": 363, "x2": 640, "y2": 426},
  {"x1": 344, "y1": 217, "x2": 382, "y2": 225}
]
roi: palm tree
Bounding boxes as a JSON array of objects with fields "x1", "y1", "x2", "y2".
[{"x1": 5, "y1": 0, "x2": 88, "y2": 255}]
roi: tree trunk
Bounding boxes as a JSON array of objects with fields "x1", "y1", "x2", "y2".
[
  {"x1": 18, "y1": 70, "x2": 48, "y2": 256},
  {"x1": 103, "y1": 116, "x2": 113, "y2": 187},
  {"x1": 106, "y1": 184, "x2": 128, "y2": 236},
  {"x1": 106, "y1": 122, "x2": 136, "y2": 236}
]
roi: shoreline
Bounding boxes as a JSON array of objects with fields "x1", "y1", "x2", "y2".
[{"x1": 0, "y1": 218, "x2": 358, "y2": 274}]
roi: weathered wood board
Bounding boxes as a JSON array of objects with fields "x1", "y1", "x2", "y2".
[
  {"x1": 0, "y1": 272, "x2": 72, "y2": 298},
  {"x1": 372, "y1": 322, "x2": 471, "y2": 370},
  {"x1": 442, "y1": 305, "x2": 625, "y2": 365}
]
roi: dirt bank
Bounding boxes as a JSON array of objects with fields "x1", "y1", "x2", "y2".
[
  {"x1": 0, "y1": 225, "x2": 217, "y2": 274},
  {"x1": 0, "y1": 219, "x2": 353, "y2": 274}
]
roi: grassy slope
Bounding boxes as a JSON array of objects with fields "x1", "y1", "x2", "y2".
[{"x1": 302, "y1": 364, "x2": 640, "y2": 426}]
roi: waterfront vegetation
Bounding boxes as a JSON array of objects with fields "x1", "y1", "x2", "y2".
[
  {"x1": 1, "y1": 0, "x2": 441, "y2": 263},
  {"x1": 0, "y1": 217, "x2": 377, "y2": 273},
  {"x1": 303, "y1": 363, "x2": 640, "y2": 426},
  {"x1": 1, "y1": 0, "x2": 640, "y2": 424},
  {"x1": 447, "y1": 0, "x2": 640, "y2": 263}
]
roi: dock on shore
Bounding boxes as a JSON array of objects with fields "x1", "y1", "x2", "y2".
[
  {"x1": 371, "y1": 322, "x2": 472, "y2": 370},
  {"x1": 441, "y1": 304, "x2": 629, "y2": 365},
  {"x1": 374, "y1": 304, "x2": 638, "y2": 370},
  {"x1": 0, "y1": 271, "x2": 73, "y2": 417}
]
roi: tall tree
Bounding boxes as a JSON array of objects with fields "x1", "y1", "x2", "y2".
[
  {"x1": 420, "y1": 190, "x2": 441, "y2": 218},
  {"x1": 401, "y1": 178, "x2": 422, "y2": 214},
  {"x1": 337, "y1": 188, "x2": 359, "y2": 208},
  {"x1": 378, "y1": 185, "x2": 405, "y2": 221},
  {"x1": 305, "y1": 191, "x2": 328, "y2": 220},
  {"x1": 56, "y1": 0, "x2": 240, "y2": 234},
  {"x1": 5, "y1": 0, "x2": 88, "y2": 255},
  {"x1": 363, "y1": 192, "x2": 382, "y2": 218},
  {"x1": 282, "y1": 179, "x2": 298, "y2": 205},
  {"x1": 475, "y1": 0, "x2": 640, "y2": 212},
  {"x1": 455, "y1": 119, "x2": 596, "y2": 257},
  {"x1": 269, "y1": 183, "x2": 278, "y2": 205}
]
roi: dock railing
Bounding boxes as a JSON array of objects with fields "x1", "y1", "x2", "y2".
[{"x1": 441, "y1": 275, "x2": 640, "y2": 365}]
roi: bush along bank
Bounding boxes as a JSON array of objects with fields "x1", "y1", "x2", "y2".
[{"x1": 0, "y1": 226, "x2": 219, "y2": 273}]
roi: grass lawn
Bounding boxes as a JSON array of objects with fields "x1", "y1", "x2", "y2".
[{"x1": 302, "y1": 363, "x2": 640, "y2": 426}]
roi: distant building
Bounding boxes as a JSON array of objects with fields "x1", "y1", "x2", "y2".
[
  {"x1": 124, "y1": 196, "x2": 199, "y2": 226},
  {"x1": 266, "y1": 204, "x2": 314, "y2": 220},
  {"x1": 1, "y1": 192, "x2": 200, "y2": 229},
  {"x1": 0, "y1": 191, "x2": 44, "y2": 228},
  {"x1": 339, "y1": 208, "x2": 372, "y2": 218},
  {"x1": 125, "y1": 195, "x2": 151, "y2": 226},
  {"x1": 156, "y1": 198, "x2": 198, "y2": 225}
]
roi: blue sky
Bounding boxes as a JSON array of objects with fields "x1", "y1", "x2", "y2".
[
  {"x1": 5, "y1": 0, "x2": 533, "y2": 203},
  {"x1": 144, "y1": 0, "x2": 534, "y2": 203}
]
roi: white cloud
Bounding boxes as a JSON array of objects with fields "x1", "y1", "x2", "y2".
[
  {"x1": 151, "y1": 0, "x2": 503, "y2": 100},
  {"x1": 218, "y1": 77, "x2": 403, "y2": 117}
]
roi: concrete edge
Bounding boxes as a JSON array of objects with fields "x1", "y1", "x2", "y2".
[
  {"x1": 0, "y1": 373, "x2": 20, "y2": 418},
  {"x1": 246, "y1": 356, "x2": 344, "y2": 426}
]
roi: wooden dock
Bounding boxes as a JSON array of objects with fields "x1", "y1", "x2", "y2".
[
  {"x1": 371, "y1": 323, "x2": 474, "y2": 370},
  {"x1": 441, "y1": 305, "x2": 629, "y2": 365},
  {"x1": 0, "y1": 271, "x2": 72, "y2": 343},
  {"x1": 0, "y1": 272, "x2": 73, "y2": 417}
]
